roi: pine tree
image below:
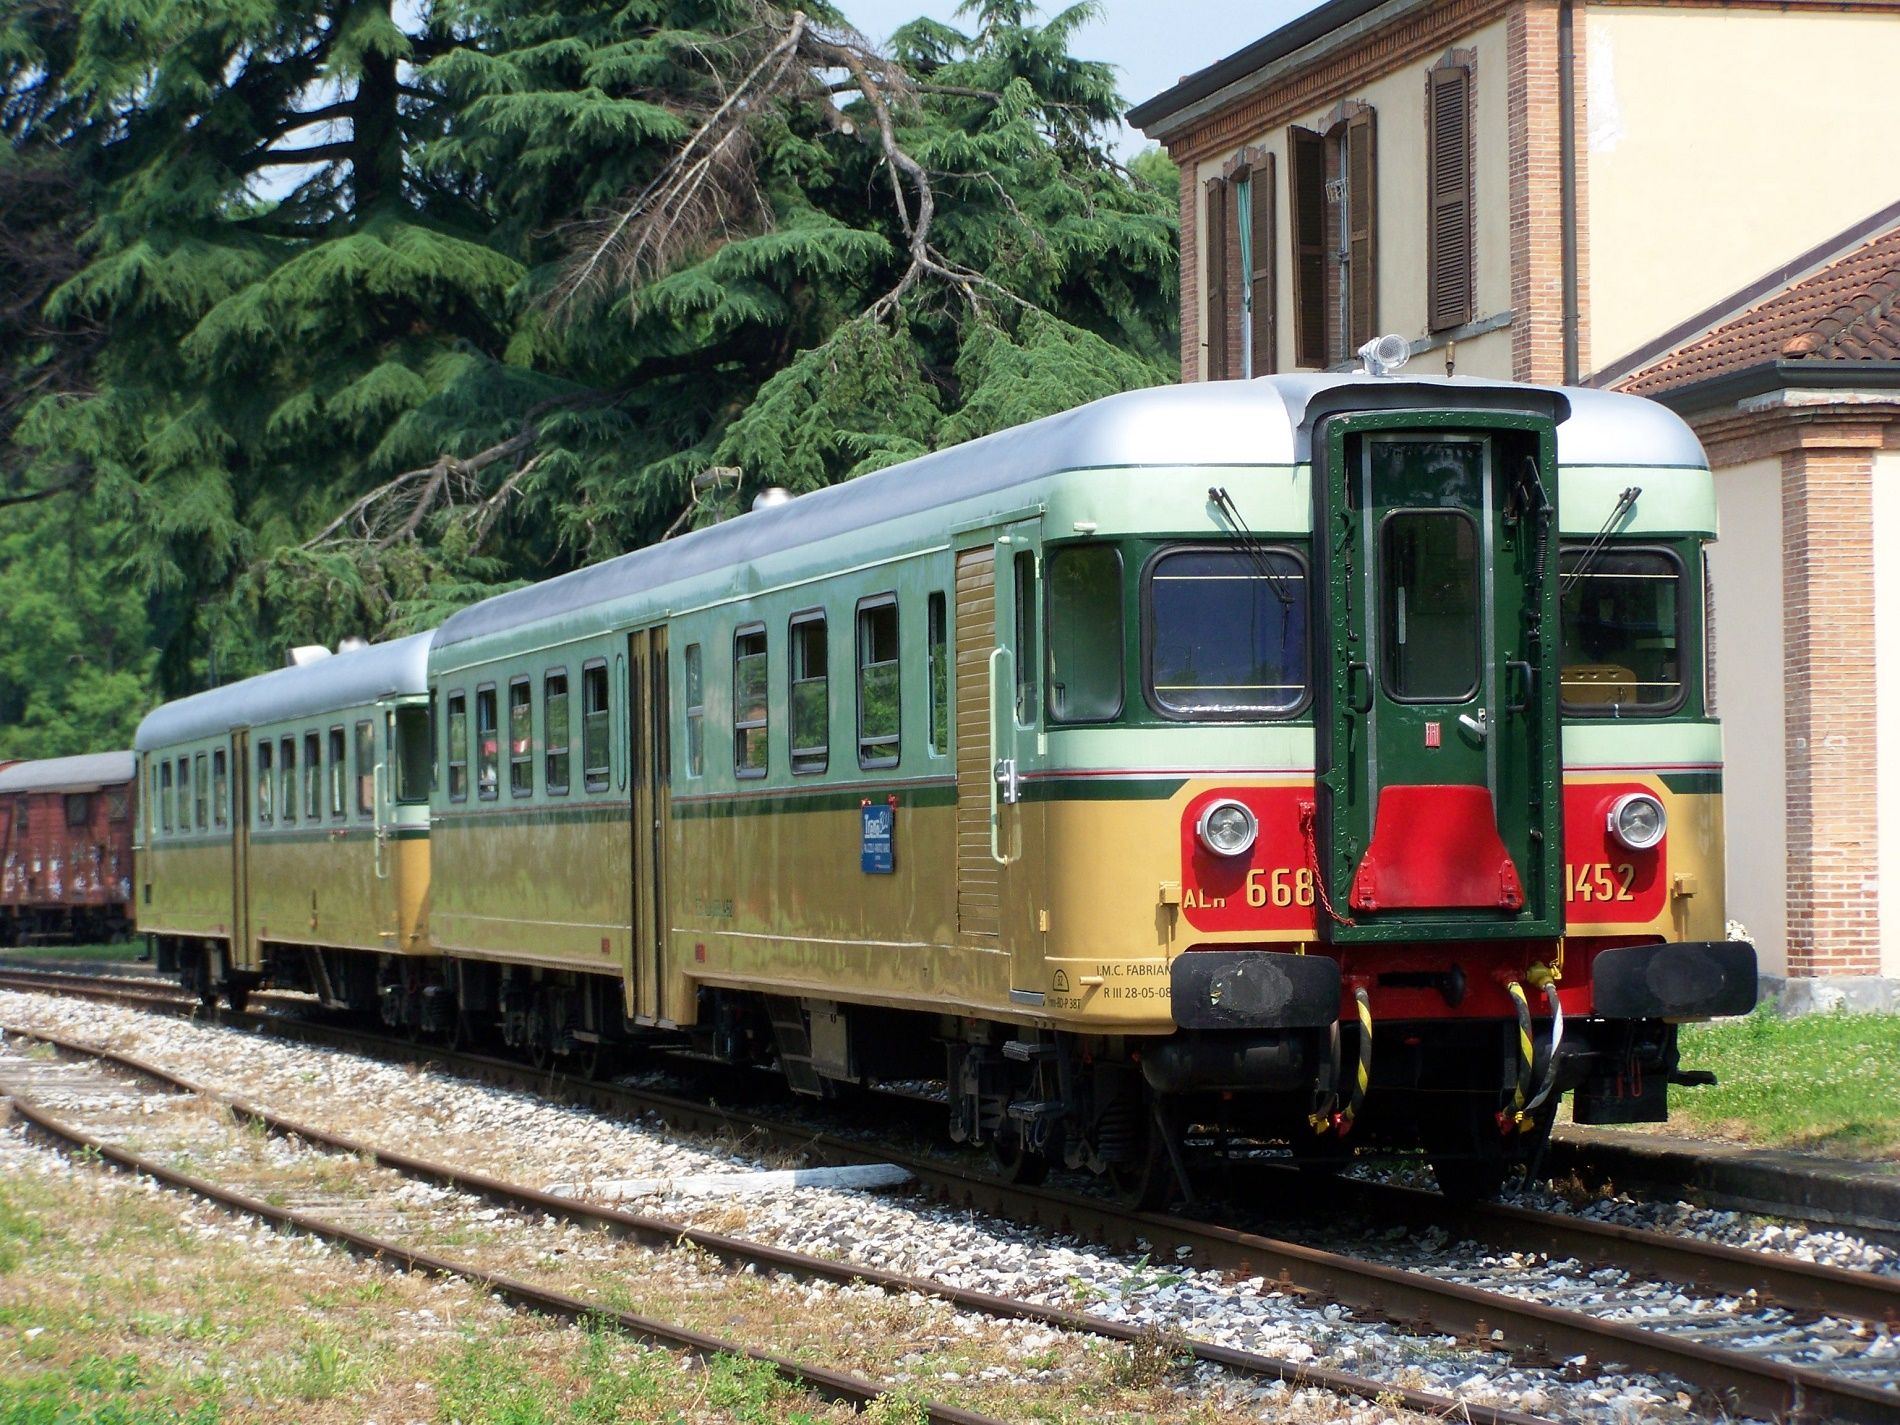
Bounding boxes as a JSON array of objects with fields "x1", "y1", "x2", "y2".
[{"x1": 0, "y1": 0, "x2": 1178, "y2": 749}]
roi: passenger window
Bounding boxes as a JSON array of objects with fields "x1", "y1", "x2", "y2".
[
  {"x1": 303, "y1": 733, "x2": 321, "y2": 820},
  {"x1": 355, "y1": 719, "x2": 376, "y2": 817},
  {"x1": 160, "y1": 762, "x2": 174, "y2": 832},
  {"x1": 256, "y1": 743, "x2": 273, "y2": 825},
  {"x1": 509, "y1": 678, "x2": 533, "y2": 797},
  {"x1": 582, "y1": 662, "x2": 611, "y2": 791},
  {"x1": 395, "y1": 706, "x2": 431, "y2": 803},
  {"x1": 474, "y1": 690, "x2": 497, "y2": 801},
  {"x1": 928, "y1": 592, "x2": 950, "y2": 757},
  {"x1": 329, "y1": 727, "x2": 347, "y2": 817},
  {"x1": 1013, "y1": 553, "x2": 1039, "y2": 727},
  {"x1": 445, "y1": 696, "x2": 468, "y2": 802},
  {"x1": 683, "y1": 645, "x2": 704, "y2": 779},
  {"x1": 733, "y1": 629, "x2": 768, "y2": 777},
  {"x1": 193, "y1": 752, "x2": 209, "y2": 829},
  {"x1": 790, "y1": 614, "x2": 828, "y2": 775},
  {"x1": 177, "y1": 758, "x2": 191, "y2": 830},
  {"x1": 1047, "y1": 545, "x2": 1124, "y2": 723},
  {"x1": 1146, "y1": 546, "x2": 1309, "y2": 718},
  {"x1": 857, "y1": 598, "x2": 899, "y2": 769},
  {"x1": 280, "y1": 737, "x2": 298, "y2": 822},
  {"x1": 212, "y1": 749, "x2": 227, "y2": 828},
  {"x1": 1560, "y1": 547, "x2": 1685, "y2": 715},
  {"x1": 544, "y1": 672, "x2": 570, "y2": 794}
]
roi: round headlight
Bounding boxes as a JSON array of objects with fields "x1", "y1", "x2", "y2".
[
  {"x1": 1196, "y1": 799, "x2": 1259, "y2": 857},
  {"x1": 1607, "y1": 792, "x2": 1666, "y2": 851}
]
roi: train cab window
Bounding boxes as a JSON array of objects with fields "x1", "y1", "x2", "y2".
[
  {"x1": 544, "y1": 673, "x2": 570, "y2": 794},
  {"x1": 304, "y1": 733, "x2": 321, "y2": 821},
  {"x1": 474, "y1": 690, "x2": 498, "y2": 801},
  {"x1": 508, "y1": 679, "x2": 533, "y2": 797},
  {"x1": 683, "y1": 645, "x2": 704, "y2": 779},
  {"x1": 395, "y1": 706, "x2": 431, "y2": 803},
  {"x1": 193, "y1": 753, "x2": 208, "y2": 829},
  {"x1": 1381, "y1": 512, "x2": 1479, "y2": 702},
  {"x1": 1146, "y1": 547, "x2": 1309, "y2": 718},
  {"x1": 857, "y1": 599, "x2": 899, "y2": 769},
  {"x1": 159, "y1": 762, "x2": 173, "y2": 832},
  {"x1": 445, "y1": 696, "x2": 468, "y2": 802},
  {"x1": 256, "y1": 742, "x2": 273, "y2": 825},
  {"x1": 1560, "y1": 546, "x2": 1685, "y2": 715},
  {"x1": 328, "y1": 727, "x2": 347, "y2": 817},
  {"x1": 65, "y1": 793, "x2": 90, "y2": 828},
  {"x1": 1013, "y1": 553, "x2": 1039, "y2": 727},
  {"x1": 1047, "y1": 545, "x2": 1124, "y2": 723},
  {"x1": 733, "y1": 631, "x2": 768, "y2": 778},
  {"x1": 355, "y1": 719, "x2": 376, "y2": 817},
  {"x1": 927, "y1": 593, "x2": 949, "y2": 757},
  {"x1": 213, "y1": 749, "x2": 228, "y2": 828},
  {"x1": 790, "y1": 614, "x2": 828, "y2": 775},
  {"x1": 582, "y1": 661, "x2": 611, "y2": 791}
]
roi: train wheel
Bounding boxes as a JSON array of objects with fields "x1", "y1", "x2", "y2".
[
  {"x1": 1426, "y1": 1104, "x2": 1510, "y2": 1202},
  {"x1": 226, "y1": 981, "x2": 250, "y2": 1013},
  {"x1": 1102, "y1": 1096, "x2": 1183, "y2": 1211}
]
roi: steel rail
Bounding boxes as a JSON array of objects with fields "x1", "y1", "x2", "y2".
[
  {"x1": 7, "y1": 971, "x2": 1897, "y2": 1422},
  {"x1": 0, "y1": 1056, "x2": 1002, "y2": 1425},
  {"x1": 0, "y1": 1022, "x2": 1557, "y2": 1425}
]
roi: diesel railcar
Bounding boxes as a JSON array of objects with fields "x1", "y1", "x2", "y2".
[
  {"x1": 135, "y1": 635, "x2": 433, "y2": 1009},
  {"x1": 139, "y1": 370, "x2": 1759, "y2": 1199},
  {"x1": 0, "y1": 752, "x2": 138, "y2": 945}
]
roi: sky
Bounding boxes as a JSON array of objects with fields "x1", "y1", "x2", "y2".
[{"x1": 836, "y1": 1, "x2": 1325, "y2": 156}]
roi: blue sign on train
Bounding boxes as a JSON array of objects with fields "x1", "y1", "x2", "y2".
[{"x1": 860, "y1": 801, "x2": 895, "y2": 874}]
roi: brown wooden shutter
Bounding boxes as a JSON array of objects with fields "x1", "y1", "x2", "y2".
[
  {"x1": 1249, "y1": 154, "x2": 1276, "y2": 375},
  {"x1": 1288, "y1": 127, "x2": 1326, "y2": 368},
  {"x1": 1204, "y1": 176, "x2": 1229, "y2": 380},
  {"x1": 1427, "y1": 66, "x2": 1473, "y2": 332},
  {"x1": 1346, "y1": 106, "x2": 1377, "y2": 350}
]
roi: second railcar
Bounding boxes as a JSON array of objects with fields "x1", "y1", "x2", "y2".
[{"x1": 0, "y1": 752, "x2": 138, "y2": 945}]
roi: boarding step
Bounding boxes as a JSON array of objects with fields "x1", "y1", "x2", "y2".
[{"x1": 763, "y1": 995, "x2": 828, "y2": 1098}]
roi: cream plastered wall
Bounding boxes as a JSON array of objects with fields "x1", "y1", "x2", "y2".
[
  {"x1": 1877, "y1": 449, "x2": 1900, "y2": 979},
  {"x1": 1584, "y1": 7, "x2": 1900, "y2": 373},
  {"x1": 1194, "y1": 16, "x2": 1514, "y2": 379},
  {"x1": 1707, "y1": 455, "x2": 1787, "y2": 975}
]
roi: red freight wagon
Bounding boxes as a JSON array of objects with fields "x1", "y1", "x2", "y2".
[{"x1": 0, "y1": 751, "x2": 138, "y2": 946}]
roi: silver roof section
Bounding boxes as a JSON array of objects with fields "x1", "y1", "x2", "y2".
[
  {"x1": 435, "y1": 373, "x2": 1706, "y2": 650},
  {"x1": 134, "y1": 633, "x2": 433, "y2": 751},
  {"x1": 0, "y1": 751, "x2": 137, "y2": 794}
]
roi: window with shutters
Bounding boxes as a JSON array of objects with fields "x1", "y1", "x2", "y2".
[
  {"x1": 1427, "y1": 62, "x2": 1474, "y2": 332},
  {"x1": 1288, "y1": 105, "x2": 1377, "y2": 367},
  {"x1": 1212, "y1": 148, "x2": 1276, "y2": 379}
]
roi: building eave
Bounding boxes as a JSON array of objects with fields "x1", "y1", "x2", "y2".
[{"x1": 1646, "y1": 361, "x2": 1900, "y2": 416}]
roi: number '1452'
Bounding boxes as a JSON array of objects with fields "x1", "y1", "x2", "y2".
[{"x1": 1567, "y1": 862, "x2": 1635, "y2": 903}]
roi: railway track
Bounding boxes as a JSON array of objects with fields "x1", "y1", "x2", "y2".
[
  {"x1": 3, "y1": 968, "x2": 1896, "y2": 1422},
  {"x1": 0, "y1": 1021, "x2": 1551, "y2": 1425}
]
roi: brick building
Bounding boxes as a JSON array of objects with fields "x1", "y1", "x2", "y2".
[{"x1": 1131, "y1": 0, "x2": 1900, "y2": 991}]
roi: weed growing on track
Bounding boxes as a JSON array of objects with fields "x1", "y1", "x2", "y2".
[{"x1": 1670, "y1": 1008, "x2": 1900, "y2": 1157}]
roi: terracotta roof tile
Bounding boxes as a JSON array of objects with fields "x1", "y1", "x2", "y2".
[{"x1": 1620, "y1": 225, "x2": 1900, "y2": 396}]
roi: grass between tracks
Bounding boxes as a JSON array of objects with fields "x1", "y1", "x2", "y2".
[
  {"x1": 0, "y1": 941, "x2": 147, "y2": 965},
  {"x1": 1665, "y1": 1008, "x2": 1900, "y2": 1160}
]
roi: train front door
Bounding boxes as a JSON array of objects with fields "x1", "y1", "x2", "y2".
[
  {"x1": 1314, "y1": 413, "x2": 1564, "y2": 943},
  {"x1": 628, "y1": 626, "x2": 672, "y2": 1025},
  {"x1": 953, "y1": 516, "x2": 1048, "y2": 1003}
]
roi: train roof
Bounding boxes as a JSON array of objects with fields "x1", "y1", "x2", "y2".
[
  {"x1": 0, "y1": 751, "x2": 137, "y2": 794},
  {"x1": 434, "y1": 373, "x2": 1706, "y2": 651},
  {"x1": 134, "y1": 633, "x2": 433, "y2": 751}
]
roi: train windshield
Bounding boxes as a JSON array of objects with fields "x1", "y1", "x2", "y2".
[
  {"x1": 1146, "y1": 547, "x2": 1307, "y2": 718},
  {"x1": 1559, "y1": 547, "x2": 1684, "y2": 715}
]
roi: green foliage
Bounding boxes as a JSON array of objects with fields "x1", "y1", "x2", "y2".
[{"x1": 0, "y1": 0, "x2": 1177, "y2": 752}]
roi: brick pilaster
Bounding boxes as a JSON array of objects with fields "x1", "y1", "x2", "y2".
[
  {"x1": 1507, "y1": 0, "x2": 1566, "y2": 382},
  {"x1": 1180, "y1": 162, "x2": 1200, "y2": 379},
  {"x1": 1781, "y1": 444, "x2": 1882, "y2": 977}
]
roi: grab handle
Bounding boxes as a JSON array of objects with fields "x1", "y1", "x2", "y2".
[{"x1": 988, "y1": 646, "x2": 1017, "y2": 866}]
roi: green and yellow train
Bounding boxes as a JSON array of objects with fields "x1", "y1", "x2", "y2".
[{"x1": 136, "y1": 370, "x2": 1758, "y2": 1199}]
